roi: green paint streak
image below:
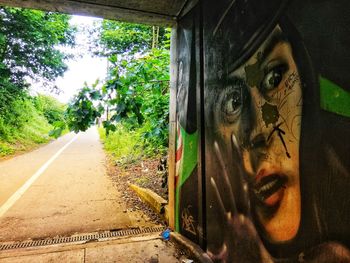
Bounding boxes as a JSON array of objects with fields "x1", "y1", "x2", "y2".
[
  {"x1": 175, "y1": 127, "x2": 198, "y2": 232},
  {"x1": 320, "y1": 77, "x2": 350, "y2": 117},
  {"x1": 178, "y1": 129, "x2": 198, "y2": 186}
]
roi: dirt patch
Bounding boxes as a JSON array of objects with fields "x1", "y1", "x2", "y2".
[
  {"x1": 106, "y1": 157, "x2": 168, "y2": 226},
  {"x1": 0, "y1": 139, "x2": 53, "y2": 162},
  {"x1": 105, "y1": 157, "x2": 199, "y2": 262}
]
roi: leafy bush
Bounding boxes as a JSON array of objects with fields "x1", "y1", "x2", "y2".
[
  {"x1": 0, "y1": 7, "x2": 75, "y2": 157},
  {"x1": 59, "y1": 47, "x2": 170, "y2": 145},
  {"x1": 51, "y1": 21, "x2": 170, "y2": 158},
  {"x1": 0, "y1": 97, "x2": 34, "y2": 139},
  {"x1": 34, "y1": 94, "x2": 66, "y2": 124},
  {"x1": 65, "y1": 84, "x2": 103, "y2": 133},
  {"x1": 0, "y1": 94, "x2": 63, "y2": 157},
  {"x1": 0, "y1": 7, "x2": 76, "y2": 90},
  {"x1": 98, "y1": 125, "x2": 142, "y2": 164}
]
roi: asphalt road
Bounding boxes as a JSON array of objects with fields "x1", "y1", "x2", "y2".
[{"x1": 0, "y1": 127, "x2": 154, "y2": 242}]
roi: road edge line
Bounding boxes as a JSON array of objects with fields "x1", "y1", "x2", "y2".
[{"x1": 0, "y1": 134, "x2": 79, "y2": 218}]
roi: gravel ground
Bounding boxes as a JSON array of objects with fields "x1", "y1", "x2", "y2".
[
  {"x1": 105, "y1": 157, "x2": 199, "y2": 262},
  {"x1": 106, "y1": 157, "x2": 168, "y2": 226}
]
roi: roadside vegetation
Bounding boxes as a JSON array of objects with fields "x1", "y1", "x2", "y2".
[
  {"x1": 0, "y1": 6, "x2": 169, "y2": 175},
  {"x1": 55, "y1": 21, "x2": 170, "y2": 162},
  {"x1": 0, "y1": 7, "x2": 76, "y2": 157},
  {"x1": 0, "y1": 94, "x2": 66, "y2": 157},
  {"x1": 49, "y1": 20, "x2": 170, "y2": 197}
]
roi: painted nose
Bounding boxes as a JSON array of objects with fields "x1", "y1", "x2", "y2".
[
  {"x1": 242, "y1": 88, "x2": 270, "y2": 173},
  {"x1": 247, "y1": 88, "x2": 269, "y2": 146}
]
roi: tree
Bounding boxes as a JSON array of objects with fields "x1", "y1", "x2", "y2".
[
  {"x1": 34, "y1": 94, "x2": 66, "y2": 124},
  {"x1": 0, "y1": 7, "x2": 76, "y2": 139},
  {"x1": 0, "y1": 7, "x2": 76, "y2": 91},
  {"x1": 65, "y1": 82, "x2": 104, "y2": 133},
  {"x1": 105, "y1": 48, "x2": 170, "y2": 146},
  {"x1": 88, "y1": 20, "x2": 168, "y2": 57},
  {"x1": 63, "y1": 21, "x2": 170, "y2": 151}
]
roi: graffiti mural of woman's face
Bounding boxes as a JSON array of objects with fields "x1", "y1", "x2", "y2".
[{"x1": 214, "y1": 26, "x2": 303, "y2": 242}]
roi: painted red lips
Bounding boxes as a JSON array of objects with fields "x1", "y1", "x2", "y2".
[{"x1": 254, "y1": 170, "x2": 287, "y2": 208}]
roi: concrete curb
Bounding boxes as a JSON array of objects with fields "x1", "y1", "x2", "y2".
[
  {"x1": 129, "y1": 184, "x2": 169, "y2": 222},
  {"x1": 170, "y1": 232, "x2": 213, "y2": 263},
  {"x1": 129, "y1": 184, "x2": 213, "y2": 263}
]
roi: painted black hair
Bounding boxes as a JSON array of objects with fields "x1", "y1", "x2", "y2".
[
  {"x1": 258, "y1": 12, "x2": 350, "y2": 261},
  {"x1": 204, "y1": 0, "x2": 350, "y2": 261},
  {"x1": 253, "y1": 16, "x2": 326, "y2": 259}
]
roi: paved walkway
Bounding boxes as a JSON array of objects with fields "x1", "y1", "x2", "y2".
[
  {"x1": 0, "y1": 234, "x2": 186, "y2": 262},
  {"x1": 0, "y1": 128, "x2": 155, "y2": 242}
]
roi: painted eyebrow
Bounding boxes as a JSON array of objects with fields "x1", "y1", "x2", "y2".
[
  {"x1": 226, "y1": 76, "x2": 246, "y2": 92},
  {"x1": 259, "y1": 29, "x2": 288, "y2": 64}
]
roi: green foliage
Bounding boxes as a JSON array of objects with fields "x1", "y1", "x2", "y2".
[
  {"x1": 63, "y1": 48, "x2": 170, "y2": 149},
  {"x1": 89, "y1": 20, "x2": 169, "y2": 56},
  {"x1": 65, "y1": 83, "x2": 103, "y2": 133},
  {"x1": 0, "y1": 7, "x2": 76, "y2": 89},
  {"x1": 34, "y1": 94, "x2": 66, "y2": 124},
  {"x1": 0, "y1": 7, "x2": 75, "y2": 157},
  {"x1": 108, "y1": 48, "x2": 170, "y2": 147},
  {"x1": 98, "y1": 125, "x2": 143, "y2": 164},
  {"x1": 62, "y1": 21, "x2": 170, "y2": 155},
  {"x1": 19, "y1": 108, "x2": 52, "y2": 144},
  {"x1": 0, "y1": 96, "x2": 35, "y2": 139},
  {"x1": 0, "y1": 95, "x2": 55, "y2": 157}
]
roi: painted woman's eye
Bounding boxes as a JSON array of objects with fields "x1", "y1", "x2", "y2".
[
  {"x1": 261, "y1": 64, "x2": 287, "y2": 92},
  {"x1": 221, "y1": 78, "x2": 245, "y2": 123},
  {"x1": 225, "y1": 88, "x2": 242, "y2": 115}
]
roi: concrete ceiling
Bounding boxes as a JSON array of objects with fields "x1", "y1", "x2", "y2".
[{"x1": 0, "y1": 0, "x2": 194, "y2": 26}]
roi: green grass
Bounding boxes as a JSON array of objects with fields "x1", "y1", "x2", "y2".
[
  {"x1": 98, "y1": 121, "x2": 168, "y2": 167},
  {"x1": 0, "y1": 141, "x2": 15, "y2": 156},
  {"x1": 0, "y1": 97, "x2": 64, "y2": 158},
  {"x1": 0, "y1": 112, "x2": 53, "y2": 157},
  {"x1": 20, "y1": 114, "x2": 52, "y2": 142},
  {"x1": 98, "y1": 124, "x2": 143, "y2": 165}
]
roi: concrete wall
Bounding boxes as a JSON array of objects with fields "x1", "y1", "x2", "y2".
[
  {"x1": 174, "y1": 0, "x2": 350, "y2": 262},
  {"x1": 1, "y1": 0, "x2": 350, "y2": 261},
  {"x1": 0, "y1": 0, "x2": 189, "y2": 26}
]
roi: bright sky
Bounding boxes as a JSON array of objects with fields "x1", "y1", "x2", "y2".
[{"x1": 34, "y1": 15, "x2": 107, "y2": 103}]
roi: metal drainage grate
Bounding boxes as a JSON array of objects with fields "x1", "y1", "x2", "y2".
[{"x1": 0, "y1": 226, "x2": 165, "y2": 251}]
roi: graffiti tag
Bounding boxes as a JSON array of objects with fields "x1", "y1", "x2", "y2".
[
  {"x1": 181, "y1": 206, "x2": 197, "y2": 235},
  {"x1": 284, "y1": 71, "x2": 300, "y2": 91}
]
